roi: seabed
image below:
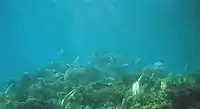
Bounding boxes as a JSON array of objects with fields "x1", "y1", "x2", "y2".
[{"x1": 1, "y1": 53, "x2": 200, "y2": 109}]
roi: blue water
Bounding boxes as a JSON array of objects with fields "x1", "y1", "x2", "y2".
[{"x1": 0, "y1": 0, "x2": 200, "y2": 82}]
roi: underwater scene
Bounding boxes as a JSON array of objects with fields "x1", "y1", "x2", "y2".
[{"x1": 1, "y1": 0, "x2": 200, "y2": 109}]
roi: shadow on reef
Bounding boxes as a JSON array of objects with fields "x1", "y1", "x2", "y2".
[{"x1": 1, "y1": 52, "x2": 200, "y2": 109}]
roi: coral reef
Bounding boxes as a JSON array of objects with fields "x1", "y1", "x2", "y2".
[{"x1": 1, "y1": 53, "x2": 200, "y2": 109}]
